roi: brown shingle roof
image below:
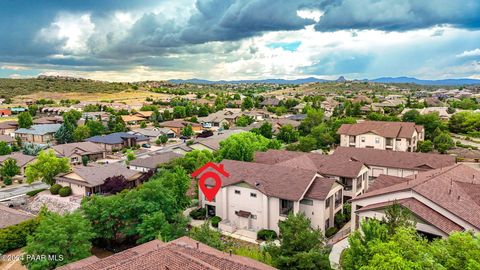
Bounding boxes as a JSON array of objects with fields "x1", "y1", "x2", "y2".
[
  {"x1": 0, "y1": 152, "x2": 36, "y2": 167},
  {"x1": 213, "y1": 159, "x2": 319, "y2": 201},
  {"x1": 160, "y1": 120, "x2": 202, "y2": 128},
  {"x1": 56, "y1": 163, "x2": 142, "y2": 187},
  {"x1": 255, "y1": 149, "x2": 365, "y2": 178},
  {"x1": 337, "y1": 121, "x2": 423, "y2": 138},
  {"x1": 353, "y1": 164, "x2": 480, "y2": 230},
  {"x1": 332, "y1": 147, "x2": 455, "y2": 171},
  {"x1": 356, "y1": 198, "x2": 463, "y2": 234},
  {"x1": 52, "y1": 142, "x2": 105, "y2": 158},
  {"x1": 58, "y1": 237, "x2": 276, "y2": 270},
  {"x1": 129, "y1": 152, "x2": 182, "y2": 170},
  {"x1": 304, "y1": 178, "x2": 337, "y2": 200},
  {"x1": 0, "y1": 205, "x2": 34, "y2": 229}
]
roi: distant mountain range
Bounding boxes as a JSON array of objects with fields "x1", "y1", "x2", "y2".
[{"x1": 169, "y1": 76, "x2": 480, "y2": 86}]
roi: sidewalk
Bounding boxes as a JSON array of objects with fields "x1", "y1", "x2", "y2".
[{"x1": 0, "y1": 182, "x2": 48, "y2": 201}]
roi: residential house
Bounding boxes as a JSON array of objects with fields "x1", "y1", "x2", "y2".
[
  {"x1": 244, "y1": 109, "x2": 272, "y2": 121},
  {"x1": 197, "y1": 160, "x2": 344, "y2": 237},
  {"x1": 0, "y1": 134, "x2": 15, "y2": 144},
  {"x1": 128, "y1": 152, "x2": 182, "y2": 172},
  {"x1": 121, "y1": 115, "x2": 147, "y2": 126},
  {"x1": 0, "y1": 109, "x2": 12, "y2": 117},
  {"x1": 0, "y1": 205, "x2": 34, "y2": 229},
  {"x1": 198, "y1": 109, "x2": 242, "y2": 128},
  {"x1": 10, "y1": 107, "x2": 27, "y2": 114},
  {"x1": 52, "y1": 142, "x2": 106, "y2": 165},
  {"x1": 269, "y1": 118, "x2": 301, "y2": 132},
  {"x1": 40, "y1": 107, "x2": 70, "y2": 115},
  {"x1": 401, "y1": 107, "x2": 451, "y2": 120},
  {"x1": 189, "y1": 130, "x2": 244, "y2": 152},
  {"x1": 286, "y1": 114, "x2": 307, "y2": 121},
  {"x1": 0, "y1": 121, "x2": 18, "y2": 136},
  {"x1": 351, "y1": 164, "x2": 480, "y2": 238},
  {"x1": 160, "y1": 120, "x2": 202, "y2": 136},
  {"x1": 331, "y1": 147, "x2": 456, "y2": 179},
  {"x1": 58, "y1": 236, "x2": 275, "y2": 270},
  {"x1": 255, "y1": 149, "x2": 369, "y2": 200},
  {"x1": 260, "y1": 98, "x2": 281, "y2": 107},
  {"x1": 0, "y1": 152, "x2": 36, "y2": 175},
  {"x1": 338, "y1": 121, "x2": 424, "y2": 152},
  {"x1": 134, "y1": 111, "x2": 153, "y2": 119},
  {"x1": 32, "y1": 116, "x2": 64, "y2": 125},
  {"x1": 55, "y1": 163, "x2": 144, "y2": 196},
  {"x1": 85, "y1": 132, "x2": 149, "y2": 152},
  {"x1": 14, "y1": 124, "x2": 61, "y2": 145},
  {"x1": 129, "y1": 127, "x2": 176, "y2": 141}
]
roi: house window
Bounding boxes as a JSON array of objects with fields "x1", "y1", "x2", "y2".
[
  {"x1": 235, "y1": 190, "x2": 241, "y2": 195},
  {"x1": 279, "y1": 199, "x2": 294, "y2": 216},
  {"x1": 375, "y1": 138, "x2": 380, "y2": 144},
  {"x1": 325, "y1": 196, "x2": 331, "y2": 208},
  {"x1": 250, "y1": 193, "x2": 257, "y2": 198},
  {"x1": 251, "y1": 215, "x2": 257, "y2": 220},
  {"x1": 361, "y1": 137, "x2": 365, "y2": 142},
  {"x1": 300, "y1": 199, "x2": 313, "y2": 205}
]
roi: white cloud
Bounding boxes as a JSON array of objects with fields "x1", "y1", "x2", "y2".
[
  {"x1": 1, "y1": 65, "x2": 28, "y2": 70},
  {"x1": 456, "y1": 48, "x2": 480, "y2": 57}
]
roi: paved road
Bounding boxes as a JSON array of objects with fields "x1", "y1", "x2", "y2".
[
  {"x1": 451, "y1": 134, "x2": 480, "y2": 148},
  {"x1": 0, "y1": 182, "x2": 48, "y2": 201}
]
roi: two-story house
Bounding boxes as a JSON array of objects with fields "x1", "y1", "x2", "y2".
[
  {"x1": 337, "y1": 121, "x2": 424, "y2": 152},
  {"x1": 350, "y1": 164, "x2": 480, "y2": 238},
  {"x1": 52, "y1": 142, "x2": 106, "y2": 165},
  {"x1": 196, "y1": 160, "x2": 344, "y2": 238},
  {"x1": 255, "y1": 150, "x2": 369, "y2": 200},
  {"x1": 14, "y1": 124, "x2": 61, "y2": 145}
]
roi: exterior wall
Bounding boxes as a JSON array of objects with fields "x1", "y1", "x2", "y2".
[
  {"x1": 340, "y1": 131, "x2": 423, "y2": 152},
  {"x1": 56, "y1": 179, "x2": 87, "y2": 196},
  {"x1": 368, "y1": 165, "x2": 417, "y2": 179}
]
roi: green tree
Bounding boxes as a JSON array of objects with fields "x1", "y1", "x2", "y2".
[
  {"x1": 73, "y1": 125, "x2": 91, "y2": 142},
  {"x1": 126, "y1": 150, "x2": 136, "y2": 164},
  {"x1": 163, "y1": 110, "x2": 173, "y2": 121},
  {"x1": 160, "y1": 149, "x2": 214, "y2": 174},
  {"x1": 241, "y1": 97, "x2": 254, "y2": 110},
  {"x1": 382, "y1": 203, "x2": 415, "y2": 235},
  {"x1": 430, "y1": 232, "x2": 480, "y2": 270},
  {"x1": 28, "y1": 105, "x2": 38, "y2": 116},
  {"x1": 266, "y1": 213, "x2": 331, "y2": 270},
  {"x1": 218, "y1": 132, "x2": 278, "y2": 161},
  {"x1": 198, "y1": 106, "x2": 209, "y2": 117},
  {"x1": 402, "y1": 109, "x2": 420, "y2": 122},
  {"x1": 417, "y1": 140, "x2": 433, "y2": 153},
  {"x1": 433, "y1": 132, "x2": 454, "y2": 154},
  {"x1": 22, "y1": 211, "x2": 95, "y2": 270},
  {"x1": 0, "y1": 141, "x2": 12, "y2": 155},
  {"x1": 54, "y1": 122, "x2": 75, "y2": 144},
  {"x1": 236, "y1": 115, "x2": 254, "y2": 127},
  {"x1": 258, "y1": 122, "x2": 273, "y2": 139},
  {"x1": 415, "y1": 112, "x2": 445, "y2": 139},
  {"x1": 277, "y1": 124, "x2": 299, "y2": 143},
  {"x1": 158, "y1": 134, "x2": 168, "y2": 145},
  {"x1": 299, "y1": 109, "x2": 324, "y2": 135},
  {"x1": 25, "y1": 150, "x2": 70, "y2": 185},
  {"x1": 0, "y1": 158, "x2": 20, "y2": 179},
  {"x1": 18, "y1": 112, "x2": 33, "y2": 128},
  {"x1": 137, "y1": 212, "x2": 188, "y2": 243},
  {"x1": 190, "y1": 222, "x2": 224, "y2": 250},
  {"x1": 173, "y1": 106, "x2": 186, "y2": 118},
  {"x1": 62, "y1": 110, "x2": 82, "y2": 126},
  {"x1": 294, "y1": 136, "x2": 318, "y2": 152},
  {"x1": 181, "y1": 124, "x2": 194, "y2": 137},
  {"x1": 86, "y1": 120, "x2": 106, "y2": 136}
]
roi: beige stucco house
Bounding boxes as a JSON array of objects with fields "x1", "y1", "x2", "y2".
[
  {"x1": 196, "y1": 160, "x2": 344, "y2": 238},
  {"x1": 52, "y1": 142, "x2": 106, "y2": 165},
  {"x1": 338, "y1": 121, "x2": 424, "y2": 152},
  {"x1": 350, "y1": 164, "x2": 480, "y2": 238}
]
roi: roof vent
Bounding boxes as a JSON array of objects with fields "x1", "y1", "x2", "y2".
[
  {"x1": 196, "y1": 242, "x2": 199, "y2": 249},
  {"x1": 255, "y1": 182, "x2": 261, "y2": 187}
]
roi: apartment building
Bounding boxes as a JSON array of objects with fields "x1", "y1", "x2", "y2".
[{"x1": 338, "y1": 121, "x2": 424, "y2": 152}]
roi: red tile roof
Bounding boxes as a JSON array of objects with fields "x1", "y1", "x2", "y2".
[
  {"x1": 337, "y1": 121, "x2": 423, "y2": 138},
  {"x1": 353, "y1": 164, "x2": 480, "y2": 230},
  {"x1": 58, "y1": 237, "x2": 276, "y2": 270},
  {"x1": 332, "y1": 147, "x2": 455, "y2": 171},
  {"x1": 357, "y1": 198, "x2": 463, "y2": 234}
]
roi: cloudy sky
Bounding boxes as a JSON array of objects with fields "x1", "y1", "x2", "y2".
[{"x1": 0, "y1": 0, "x2": 479, "y2": 81}]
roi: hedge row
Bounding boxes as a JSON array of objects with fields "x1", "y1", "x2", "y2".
[{"x1": 0, "y1": 218, "x2": 39, "y2": 254}]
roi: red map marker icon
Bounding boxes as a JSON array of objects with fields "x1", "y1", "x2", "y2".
[{"x1": 191, "y1": 162, "x2": 229, "y2": 202}]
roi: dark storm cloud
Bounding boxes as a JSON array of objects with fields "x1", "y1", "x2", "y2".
[{"x1": 313, "y1": 0, "x2": 480, "y2": 32}]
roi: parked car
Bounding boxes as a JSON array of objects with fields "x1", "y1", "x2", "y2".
[
  {"x1": 141, "y1": 143, "x2": 151, "y2": 148},
  {"x1": 196, "y1": 130, "x2": 214, "y2": 138},
  {"x1": 179, "y1": 135, "x2": 191, "y2": 140}
]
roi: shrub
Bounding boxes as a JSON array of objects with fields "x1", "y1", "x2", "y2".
[
  {"x1": 325, "y1": 227, "x2": 338, "y2": 238},
  {"x1": 189, "y1": 208, "x2": 207, "y2": 220},
  {"x1": 257, "y1": 229, "x2": 277, "y2": 240},
  {"x1": 3, "y1": 177, "x2": 12, "y2": 185},
  {"x1": 0, "y1": 218, "x2": 39, "y2": 254},
  {"x1": 58, "y1": 186, "x2": 72, "y2": 197},
  {"x1": 210, "y1": 216, "x2": 222, "y2": 228},
  {"x1": 26, "y1": 189, "x2": 46, "y2": 197},
  {"x1": 50, "y1": 184, "x2": 62, "y2": 195}
]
